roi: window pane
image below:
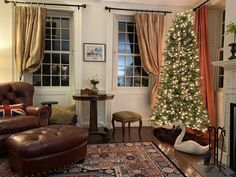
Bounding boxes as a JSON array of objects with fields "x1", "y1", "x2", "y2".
[
  {"x1": 118, "y1": 76, "x2": 125, "y2": 86},
  {"x1": 218, "y1": 76, "x2": 224, "y2": 88},
  {"x1": 52, "y1": 54, "x2": 60, "y2": 63},
  {"x1": 42, "y1": 64, "x2": 51, "y2": 75},
  {"x1": 43, "y1": 76, "x2": 51, "y2": 86},
  {"x1": 221, "y1": 37, "x2": 224, "y2": 48},
  {"x1": 61, "y1": 18, "x2": 69, "y2": 28},
  {"x1": 61, "y1": 54, "x2": 69, "y2": 64},
  {"x1": 118, "y1": 56, "x2": 125, "y2": 66},
  {"x1": 118, "y1": 22, "x2": 126, "y2": 32},
  {"x1": 125, "y1": 44, "x2": 132, "y2": 53},
  {"x1": 45, "y1": 29, "x2": 51, "y2": 39},
  {"x1": 118, "y1": 66, "x2": 125, "y2": 76},
  {"x1": 61, "y1": 76, "x2": 69, "y2": 86},
  {"x1": 125, "y1": 66, "x2": 133, "y2": 76},
  {"x1": 219, "y1": 51, "x2": 223, "y2": 61},
  {"x1": 142, "y1": 77, "x2": 149, "y2": 86},
  {"x1": 134, "y1": 77, "x2": 141, "y2": 86},
  {"x1": 223, "y1": 10, "x2": 225, "y2": 21},
  {"x1": 62, "y1": 41, "x2": 69, "y2": 51},
  {"x1": 134, "y1": 44, "x2": 139, "y2": 54},
  {"x1": 219, "y1": 67, "x2": 224, "y2": 75},
  {"x1": 134, "y1": 56, "x2": 141, "y2": 66},
  {"x1": 61, "y1": 65, "x2": 69, "y2": 75},
  {"x1": 52, "y1": 40, "x2": 60, "y2": 50},
  {"x1": 119, "y1": 33, "x2": 126, "y2": 43},
  {"x1": 52, "y1": 64, "x2": 60, "y2": 75},
  {"x1": 52, "y1": 76, "x2": 60, "y2": 86},
  {"x1": 61, "y1": 29, "x2": 69, "y2": 40},
  {"x1": 52, "y1": 17, "x2": 60, "y2": 28},
  {"x1": 125, "y1": 77, "x2": 132, "y2": 86},
  {"x1": 52, "y1": 29, "x2": 60, "y2": 39},
  {"x1": 222, "y1": 24, "x2": 225, "y2": 35},
  {"x1": 43, "y1": 53, "x2": 51, "y2": 63},
  {"x1": 33, "y1": 76, "x2": 41, "y2": 86},
  {"x1": 45, "y1": 40, "x2": 51, "y2": 50},
  {"x1": 126, "y1": 56, "x2": 133, "y2": 66},
  {"x1": 128, "y1": 34, "x2": 134, "y2": 43},
  {"x1": 134, "y1": 67, "x2": 141, "y2": 76},
  {"x1": 46, "y1": 17, "x2": 51, "y2": 27},
  {"x1": 134, "y1": 34, "x2": 138, "y2": 43},
  {"x1": 127, "y1": 22, "x2": 134, "y2": 32},
  {"x1": 33, "y1": 67, "x2": 41, "y2": 74},
  {"x1": 118, "y1": 44, "x2": 125, "y2": 53},
  {"x1": 142, "y1": 68, "x2": 148, "y2": 76}
]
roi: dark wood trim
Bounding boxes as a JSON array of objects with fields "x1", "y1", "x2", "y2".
[
  {"x1": 105, "y1": 6, "x2": 172, "y2": 15},
  {"x1": 4, "y1": 0, "x2": 86, "y2": 9},
  {"x1": 193, "y1": 0, "x2": 209, "y2": 11}
]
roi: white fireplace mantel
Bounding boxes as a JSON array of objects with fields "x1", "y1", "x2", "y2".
[
  {"x1": 212, "y1": 59, "x2": 236, "y2": 166},
  {"x1": 212, "y1": 60, "x2": 236, "y2": 70}
]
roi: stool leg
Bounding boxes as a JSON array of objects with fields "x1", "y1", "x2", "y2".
[
  {"x1": 139, "y1": 119, "x2": 142, "y2": 140},
  {"x1": 128, "y1": 122, "x2": 131, "y2": 139},
  {"x1": 112, "y1": 118, "x2": 115, "y2": 138},
  {"x1": 122, "y1": 121, "x2": 125, "y2": 142}
]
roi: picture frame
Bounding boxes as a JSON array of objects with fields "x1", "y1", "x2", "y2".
[{"x1": 83, "y1": 43, "x2": 106, "y2": 62}]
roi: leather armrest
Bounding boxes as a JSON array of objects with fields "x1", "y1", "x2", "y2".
[{"x1": 25, "y1": 105, "x2": 50, "y2": 126}]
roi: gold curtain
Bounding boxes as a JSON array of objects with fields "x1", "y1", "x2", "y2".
[
  {"x1": 135, "y1": 13, "x2": 165, "y2": 108},
  {"x1": 15, "y1": 6, "x2": 47, "y2": 80}
]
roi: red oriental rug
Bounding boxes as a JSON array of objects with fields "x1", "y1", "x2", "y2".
[{"x1": 0, "y1": 142, "x2": 186, "y2": 177}]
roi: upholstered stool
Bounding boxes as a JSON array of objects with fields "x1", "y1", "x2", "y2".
[
  {"x1": 112, "y1": 111, "x2": 142, "y2": 142},
  {"x1": 6, "y1": 125, "x2": 88, "y2": 177}
]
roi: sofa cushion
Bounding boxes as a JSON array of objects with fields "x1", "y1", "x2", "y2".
[
  {"x1": 0, "y1": 116, "x2": 40, "y2": 134},
  {"x1": 0, "y1": 104, "x2": 26, "y2": 117},
  {"x1": 50, "y1": 105, "x2": 76, "y2": 125}
]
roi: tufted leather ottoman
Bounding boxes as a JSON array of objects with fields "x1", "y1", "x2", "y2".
[{"x1": 6, "y1": 125, "x2": 88, "y2": 177}]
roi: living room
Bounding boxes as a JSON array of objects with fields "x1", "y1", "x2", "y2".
[{"x1": 0, "y1": 0, "x2": 236, "y2": 176}]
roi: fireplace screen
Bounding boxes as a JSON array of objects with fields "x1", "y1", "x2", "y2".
[{"x1": 230, "y1": 103, "x2": 236, "y2": 170}]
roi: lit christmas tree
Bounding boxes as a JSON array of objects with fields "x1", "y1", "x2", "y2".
[{"x1": 151, "y1": 11, "x2": 209, "y2": 131}]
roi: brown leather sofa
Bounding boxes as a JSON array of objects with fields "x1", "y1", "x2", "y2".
[{"x1": 0, "y1": 82, "x2": 50, "y2": 150}]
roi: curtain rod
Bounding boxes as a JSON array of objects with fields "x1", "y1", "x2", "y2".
[
  {"x1": 4, "y1": 0, "x2": 86, "y2": 9},
  {"x1": 193, "y1": 0, "x2": 209, "y2": 11},
  {"x1": 105, "y1": 6, "x2": 172, "y2": 15}
]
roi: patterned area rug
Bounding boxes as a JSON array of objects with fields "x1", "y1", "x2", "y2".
[{"x1": 0, "y1": 142, "x2": 185, "y2": 177}]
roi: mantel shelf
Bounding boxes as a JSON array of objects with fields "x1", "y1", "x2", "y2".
[{"x1": 212, "y1": 60, "x2": 236, "y2": 70}]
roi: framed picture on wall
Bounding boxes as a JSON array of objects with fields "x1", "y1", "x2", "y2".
[{"x1": 83, "y1": 43, "x2": 106, "y2": 62}]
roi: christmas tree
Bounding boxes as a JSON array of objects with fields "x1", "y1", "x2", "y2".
[{"x1": 151, "y1": 11, "x2": 209, "y2": 131}]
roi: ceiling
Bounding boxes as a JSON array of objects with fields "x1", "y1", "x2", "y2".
[
  {"x1": 103, "y1": 0, "x2": 203, "y2": 7},
  {"x1": 101, "y1": 0, "x2": 224, "y2": 8}
]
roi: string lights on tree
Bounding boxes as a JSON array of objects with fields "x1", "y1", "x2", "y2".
[{"x1": 151, "y1": 11, "x2": 209, "y2": 131}]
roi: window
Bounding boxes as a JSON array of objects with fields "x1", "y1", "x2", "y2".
[
  {"x1": 218, "y1": 10, "x2": 225, "y2": 88},
  {"x1": 115, "y1": 16, "x2": 149, "y2": 87},
  {"x1": 33, "y1": 14, "x2": 70, "y2": 86}
]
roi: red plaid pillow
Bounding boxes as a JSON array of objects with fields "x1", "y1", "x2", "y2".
[{"x1": 0, "y1": 104, "x2": 26, "y2": 117}]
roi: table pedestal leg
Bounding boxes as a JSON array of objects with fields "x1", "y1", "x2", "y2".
[{"x1": 90, "y1": 100, "x2": 97, "y2": 132}]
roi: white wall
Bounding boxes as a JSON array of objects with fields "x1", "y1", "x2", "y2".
[
  {"x1": 224, "y1": 0, "x2": 236, "y2": 60},
  {"x1": 0, "y1": 1, "x2": 13, "y2": 82}
]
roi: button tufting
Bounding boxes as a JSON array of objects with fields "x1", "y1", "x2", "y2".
[{"x1": 6, "y1": 125, "x2": 88, "y2": 176}]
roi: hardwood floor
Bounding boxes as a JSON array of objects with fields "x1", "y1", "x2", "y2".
[{"x1": 89, "y1": 126, "x2": 204, "y2": 177}]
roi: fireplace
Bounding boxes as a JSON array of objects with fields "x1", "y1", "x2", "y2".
[{"x1": 230, "y1": 103, "x2": 236, "y2": 170}]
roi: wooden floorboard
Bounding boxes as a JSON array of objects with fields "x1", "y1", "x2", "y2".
[{"x1": 89, "y1": 126, "x2": 204, "y2": 177}]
